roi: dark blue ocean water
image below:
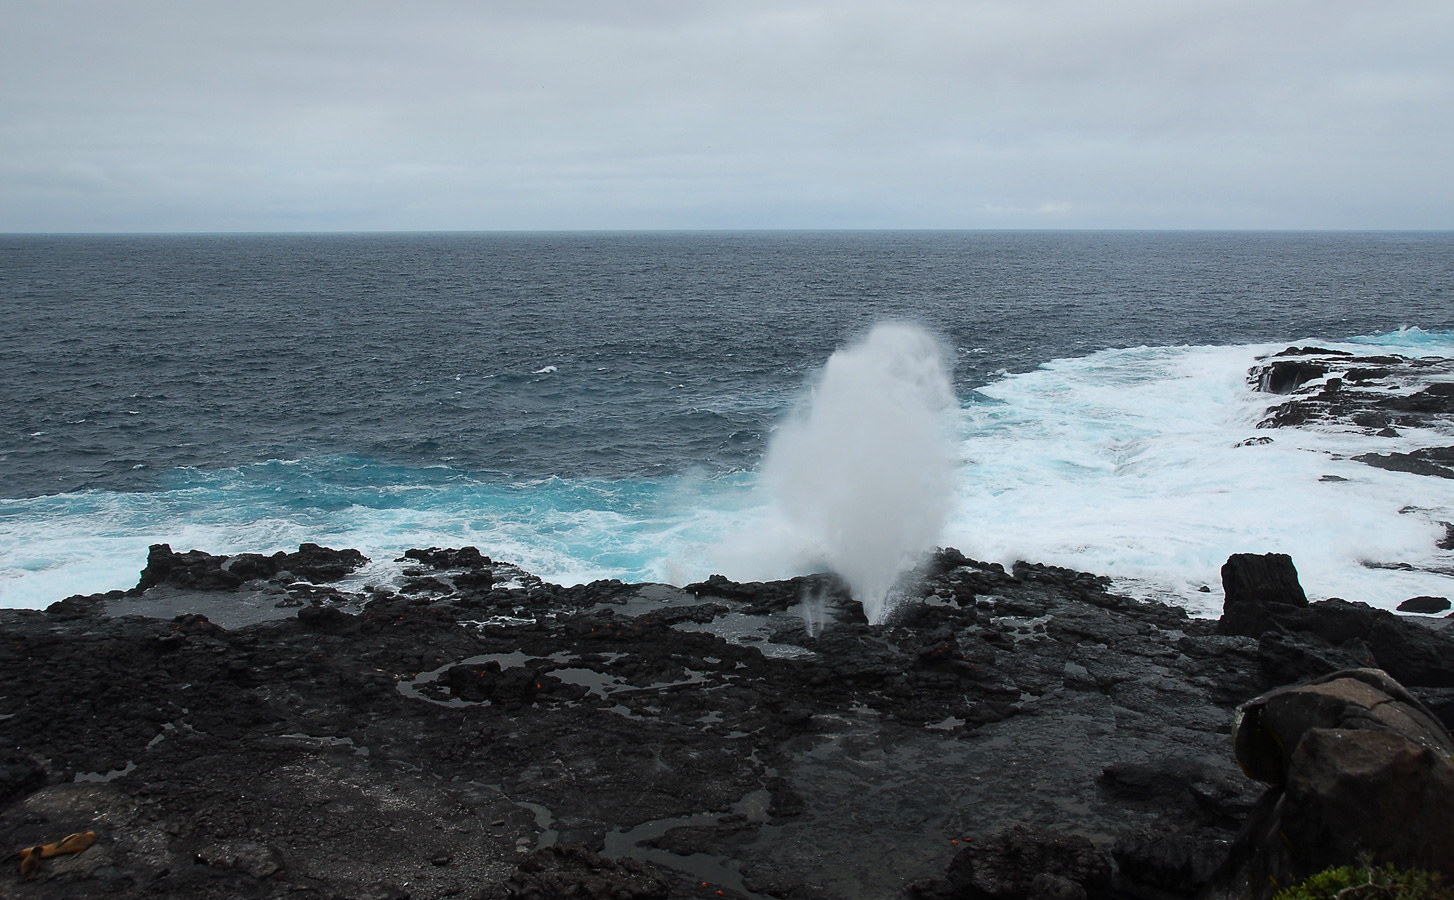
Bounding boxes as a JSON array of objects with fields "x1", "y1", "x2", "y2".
[
  {"x1": 3, "y1": 231, "x2": 1454, "y2": 609},
  {"x1": 5, "y1": 231, "x2": 1451, "y2": 497}
]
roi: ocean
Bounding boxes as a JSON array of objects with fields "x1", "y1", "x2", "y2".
[{"x1": 3, "y1": 231, "x2": 1453, "y2": 615}]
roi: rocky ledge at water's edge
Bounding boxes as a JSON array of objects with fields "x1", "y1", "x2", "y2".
[
  {"x1": 4, "y1": 546, "x2": 1454, "y2": 900},
  {"x1": 1248, "y1": 344, "x2": 1454, "y2": 483}
]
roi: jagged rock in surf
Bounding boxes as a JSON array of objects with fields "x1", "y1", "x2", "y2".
[
  {"x1": 1248, "y1": 347, "x2": 1454, "y2": 445},
  {"x1": 132, "y1": 542, "x2": 368, "y2": 594},
  {"x1": 400, "y1": 546, "x2": 493, "y2": 570},
  {"x1": 1354, "y1": 447, "x2": 1454, "y2": 479},
  {"x1": 1398, "y1": 595, "x2": 1453, "y2": 614}
]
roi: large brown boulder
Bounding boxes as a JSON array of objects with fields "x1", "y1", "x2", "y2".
[
  {"x1": 1207, "y1": 669, "x2": 1454, "y2": 900},
  {"x1": 1232, "y1": 668, "x2": 1452, "y2": 785}
]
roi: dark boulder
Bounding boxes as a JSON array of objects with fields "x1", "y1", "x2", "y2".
[
  {"x1": 402, "y1": 546, "x2": 492, "y2": 569},
  {"x1": 1398, "y1": 595, "x2": 1452, "y2": 614},
  {"x1": 1280, "y1": 729, "x2": 1454, "y2": 877},
  {"x1": 1365, "y1": 616, "x2": 1454, "y2": 688},
  {"x1": 1112, "y1": 827, "x2": 1229, "y2": 899},
  {"x1": 1217, "y1": 554, "x2": 1307, "y2": 638}
]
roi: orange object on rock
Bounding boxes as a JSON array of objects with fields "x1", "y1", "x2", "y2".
[{"x1": 15, "y1": 831, "x2": 97, "y2": 879}]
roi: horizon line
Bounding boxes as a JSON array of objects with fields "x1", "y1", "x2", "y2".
[{"x1": 5, "y1": 227, "x2": 1454, "y2": 237}]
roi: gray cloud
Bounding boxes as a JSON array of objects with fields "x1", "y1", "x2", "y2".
[{"x1": 2, "y1": 0, "x2": 1450, "y2": 230}]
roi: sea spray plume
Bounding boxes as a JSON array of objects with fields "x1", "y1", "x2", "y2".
[
  {"x1": 762, "y1": 323, "x2": 958, "y2": 624},
  {"x1": 798, "y1": 585, "x2": 830, "y2": 638}
]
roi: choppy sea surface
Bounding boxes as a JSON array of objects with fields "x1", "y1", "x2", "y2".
[{"x1": 3, "y1": 232, "x2": 1453, "y2": 614}]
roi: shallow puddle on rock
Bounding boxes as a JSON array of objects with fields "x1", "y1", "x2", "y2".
[
  {"x1": 274, "y1": 733, "x2": 370, "y2": 756},
  {"x1": 74, "y1": 760, "x2": 136, "y2": 782},
  {"x1": 602, "y1": 788, "x2": 774, "y2": 900}
]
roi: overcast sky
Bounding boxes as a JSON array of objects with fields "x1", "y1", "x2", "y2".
[{"x1": 2, "y1": 0, "x2": 1451, "y2": 231}]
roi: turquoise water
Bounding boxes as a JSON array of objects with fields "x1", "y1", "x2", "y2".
[{"x1": 3, "y1": 233, "x2": 1453, "y2": 611}]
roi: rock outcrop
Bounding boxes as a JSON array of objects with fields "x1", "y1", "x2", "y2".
[
  {"x1": 131, "y1": 542, "x2": 368, "y2": 593},
  {"x1": 1215, "y1": 555, "x2": 1454, "y2": 698},
  {"x1": 7, "y1": 545, "x2": 1454, "y2": 899},
  {"x1": 1207, "y1": 669, "x2": 1454, "y2": 900},
  {"x1": 1248, "y1": 347, "x2": 1454, "y2": 440}
]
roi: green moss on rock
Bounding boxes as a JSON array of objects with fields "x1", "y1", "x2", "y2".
[{"x1": 1273, "y1": 864, "x2": 1453, "y2": 900}]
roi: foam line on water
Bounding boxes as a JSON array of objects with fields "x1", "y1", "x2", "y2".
[{"x1": 0, "y1": 464, "x2": 759, "y2": 609}]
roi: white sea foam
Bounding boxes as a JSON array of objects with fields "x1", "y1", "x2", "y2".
[
  {"x1": 941, "y1": 331, "x2": 1454, "y2": 615},
  {"x1": 747, "y1": 323, "x2": 958, "y2": 622},
  {"x1": 3, "y1": 331, "x2": 1453, "y2": 615}
]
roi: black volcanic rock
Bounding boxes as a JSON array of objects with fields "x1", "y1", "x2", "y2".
[
  {"x1": 940, "y1": 825, "x2": 1112, "y2": 900},
  {"x1": 402, "y1": 546, "x2": 493, "y2": 569},
  {"x1": 1, "y1": 544, "x2": 1359, "y2": 900},
  {"x1": 134, "y1": 543, "x2": 245, "y2": 592},
  {"x1": 281, "y1": 543, "x2": 368, "y2": 581},
  {"x1": 1354, "y1": 448, "x2": 1454, "y2": 479},
  {"x1": 1112, "y1": 827, "x2": 1230, "y2": 900},
  {"x1": 1249, "y1": 349, "x2": 1454, "y2": 456},
  {"x1": 1365, "y1": 616, "x2": 1454, "y2": 688},
  {"x1": 1398, "y1": 595, "x2": 1452, "y2": 614},
  {"x1": 1217, "y1": 553, "x2": 1307, "y2": 637},
  {"x1": 488, "y1": 844, "x2": 670, "y2": 900},
  {"x1": 0, "y1": 753, "x2": 45, "y2": 806},
  {"x1": 1221, "y1": 553, "x2": 1307, "y2": 609},
  {"x1": 132, "y1": 542, "x2": 367, "y2": 594},
  {"x1": 1257, "y1": 359, "x2": 1330, "y2": 394},
  {"x1": 1215, "y1": 554, "x2": 1454, "y2": 689}
]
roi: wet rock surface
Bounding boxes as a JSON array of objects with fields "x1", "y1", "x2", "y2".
[
  {"x1": 1249, "y1": 346, "x2": 1454, "y2": 439},
  {"x1": 5, "y1": 546, "x2": 1453, "y2": 898}
]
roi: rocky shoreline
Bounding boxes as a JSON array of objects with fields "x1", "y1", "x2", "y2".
[{"x1": 4, "y1": 540, "x2": 1454, "y2": 900}]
